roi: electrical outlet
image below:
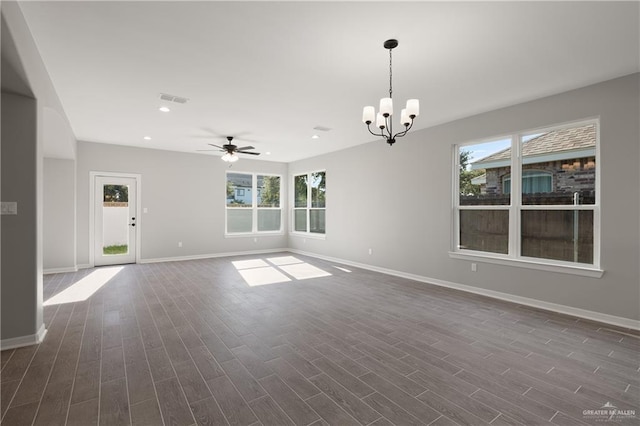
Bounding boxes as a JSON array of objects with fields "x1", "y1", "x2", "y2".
[
  {"x1": 178, "y1": 241, "x2": 182, "y2": 248},
  {"x1": 471, "y1": 263, "x2": 477, "y2": 272},
  {"x1": 368, "y1": 248, "x2": 372, "y2": 255}
]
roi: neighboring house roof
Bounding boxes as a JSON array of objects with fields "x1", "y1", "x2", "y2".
[
  {"x1": 471, "y1": 174, "x2": 486, "y2": 185},
  {"x1": 471, "y1": 124, "x2": 596, "y2": 170}
]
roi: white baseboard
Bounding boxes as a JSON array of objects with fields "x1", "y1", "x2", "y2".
[
  {"x1": 288, "y1": 249, "x2": 640, "y2": 331},
  {"x1": 0, "y1": 324, "x2": 47, "y2": 350},
  {"x1": 77, "y1": 263, "x2": 92, "y2": 270},
  {"x1": 43, "y1": 266, "x2": 78, "y2": 275},
  {"x1": 139, "y1": 248, "x2": 289, "y2": 264}
]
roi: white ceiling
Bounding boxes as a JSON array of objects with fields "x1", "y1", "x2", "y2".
[{"x1": 19, "y1": 1, "x2": 639, "y2": 163}]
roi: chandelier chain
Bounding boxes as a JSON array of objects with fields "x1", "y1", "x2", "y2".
[{"x1": 389, "y1": 49, "x2": 393, "y2": 99}]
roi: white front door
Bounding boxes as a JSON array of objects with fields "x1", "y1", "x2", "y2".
[{"x1": 94, "y1": 176, "x2": 137, "y2": 266}]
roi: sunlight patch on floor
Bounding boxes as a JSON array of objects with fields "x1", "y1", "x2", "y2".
[
  {"x1": 237, "y1": 266, "x2": 292, "y2": 287},
  {"x1": 266, "y1": 256, "x2": 302, "y2": 266},
  {"x1": 233, "y1": 256, "x2": 332, "y2": 287},
  {"x1": 279, "y1": 263, "x2": 332, "y2": 280},
  {"x1": 232, "y1": 259, "x2": 269, "y2": 269},
  {"x1": 44, "y1": 266, "x2": 124, "y2": 306}
]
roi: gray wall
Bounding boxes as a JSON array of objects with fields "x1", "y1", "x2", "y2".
[
  {"x1": 43, "y1": 158, "x2": 76, "y2": 271},
  {"x1": 1, "y1": 92, "x2": 43, "y2": 341},
  {"x1": 289, "y1": 73, "x2": 640, "y2": 322},
  {"x1": 76, "y1": 142, "x2": 288, "y2": 265}
]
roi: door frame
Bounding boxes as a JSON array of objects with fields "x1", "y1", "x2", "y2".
[{"x1": 89, "y1": 171, "x2": 142, "y2": 267}]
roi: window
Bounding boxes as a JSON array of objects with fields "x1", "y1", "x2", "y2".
[
  {"x1": 503, "y1": 171, "x2": 552, "y2": 194},
  {"x1": 226, "y1": 172, "x2": 281, "y2": 234},
  {"x1": 293, "y1": 171, "x2": 326, "y2": 234},
  {"x1": 454, "y1": 120, "x2": 599, "y2": 270}
]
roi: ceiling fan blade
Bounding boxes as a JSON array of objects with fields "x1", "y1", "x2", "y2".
[
  {"x1": 196, "y1": 149, "x2": 220, "y2": 152},
  {"x1": 238, "y1": 151, "x2": 260, "y2": 155},
  {"x1": 207, "y1": 144, "x2": 224, "y2": 149},
  {"x1": 236, "y1": 146, "x2": 254, "y2": 151}
]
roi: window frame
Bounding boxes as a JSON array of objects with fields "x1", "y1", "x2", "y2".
[
  {"x1": 225, "y1": 171, "x2": 283, "y2": 236},
  {"x1": 450, "y1": 118, "x2": 602, "y2": 277},
  {"x1": 291, "y1": 170, "x2": 326, "y2": 237}
]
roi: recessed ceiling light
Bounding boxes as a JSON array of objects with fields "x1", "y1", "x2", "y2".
[
  {"x1": 159, "y1": 106, "x2": 170, "y2": 112},
  {"x1": 266, "y1": 152, "x2": 271, "y2": 155},
  {"x1": 311, "y1": 135, "x2": 319, "y2": 139},
  {"x1": 143, "y1": 136, "x2": 151, "y2": 140}
]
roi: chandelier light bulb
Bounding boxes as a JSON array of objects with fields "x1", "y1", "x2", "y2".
[
  {"x1": 362, "y1": 106, "x2": 375, "y2": 124},
  {"x1": 401, "y1": 109, "x2": 410, "y2": 126},
  {"x1": 380, "y1": 98, "x2": 393, "y2": 117},
  {"x1": 406, "y1": 99, "x2": 420, "y2": 118}
]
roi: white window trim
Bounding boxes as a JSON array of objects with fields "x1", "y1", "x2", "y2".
[
  {"x1": 225, "y1": 172, "x2": 283, "y2": 237},
  {"x1": 290, "y1": 170, "x2": 326, "y2": 237},
  {"x1": 451, "y1": 118, "x2": 601, "y2": 277}
]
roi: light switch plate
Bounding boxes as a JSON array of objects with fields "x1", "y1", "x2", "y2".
[{"x1": 1, "y1": 201, "x2": 18, "y2": 215}]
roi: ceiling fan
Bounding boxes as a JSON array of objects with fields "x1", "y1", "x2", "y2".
[{"x1": 198, "y1": 136, "x2": 260, "y2": 162}]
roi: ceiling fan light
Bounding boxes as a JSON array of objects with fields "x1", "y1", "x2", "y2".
[
  {"x1": 221, "y1": 153, "x2": 232, "y2": 162},
  {"x1": 228, "y1": 153, "x2": 239, "y2": 163}
]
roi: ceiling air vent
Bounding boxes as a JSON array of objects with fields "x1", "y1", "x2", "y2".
[
  {"x1": 160, "y1": 93, "x2": 189, "y2": 104},
  {"x1": 313, "y1": 125, "x2": 332, "y2": 132}
]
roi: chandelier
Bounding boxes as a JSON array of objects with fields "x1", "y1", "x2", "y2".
[{"x1": 362, "y1": 39, "x2": 419, "y2": 146}]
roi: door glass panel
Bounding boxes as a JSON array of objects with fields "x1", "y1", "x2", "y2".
[{"x1": 102, "y1": 184, "x2": 130, "y2": 255}]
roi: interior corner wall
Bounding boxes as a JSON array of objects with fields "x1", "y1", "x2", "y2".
[
  {"x1": 288, "y1": 73, "x2": 640, "y2": 322},
  {"x1": 75, "y1": 142, "x2": 289, "y2": 266},
  {"x1": 1, "y1": 92, "x2": 44, "y2": 341},
  {"x1": 43, "y1": 157, "x2": 76, "y2": 272}
]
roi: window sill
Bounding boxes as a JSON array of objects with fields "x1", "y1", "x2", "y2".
[
  {"x1": 448, "y1": 251, "x2": 604, "y2": 278},
  {"x1": 289, "y1": 232, "x2": 326, "y2": 240},
  {"x1": 225, "y1": 232, "x2": 284, "y2": 239}
]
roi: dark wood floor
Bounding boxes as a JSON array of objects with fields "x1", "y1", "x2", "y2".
[{"x1": 1, "y1": 253, "x2": 638, "y2": 426}]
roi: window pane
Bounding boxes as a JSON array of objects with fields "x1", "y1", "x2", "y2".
[
  {"x1": 257, "y1": 175, "x2": 280, "y2": 207},
  {"x1": 459, "y1": 210, "x2": 509, "y2": 254},
  {"x1": 294, "y1": 175, "x2": 307, "y2": 208},
  {"x1": 257, "y1": 209, "x2": 281, "y2": 232},
  {"x1": 311, "y1": 172, "x2": 326, "y2": 208},
  {"x1": 227, "y1": 209, "x2": 252, "y2": 233},
  {"x1": 227, "y1": 173, "x2": 253, "y2": 207},
  {"x1": 521, "y1": 124, "x2": 596, "y2": 205},
  {"x1": 310, "y1": 209, "x2": 325, "y2": 234},
  {"x1": 294, "y1": 209, "x2": 307, "y2": 232},
  {"x1": 459, "y1": 139, "x2": 511, "y2": 206},
  {"x1": 521, "y1": 210, "x2": 593, "y2": 264}
]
